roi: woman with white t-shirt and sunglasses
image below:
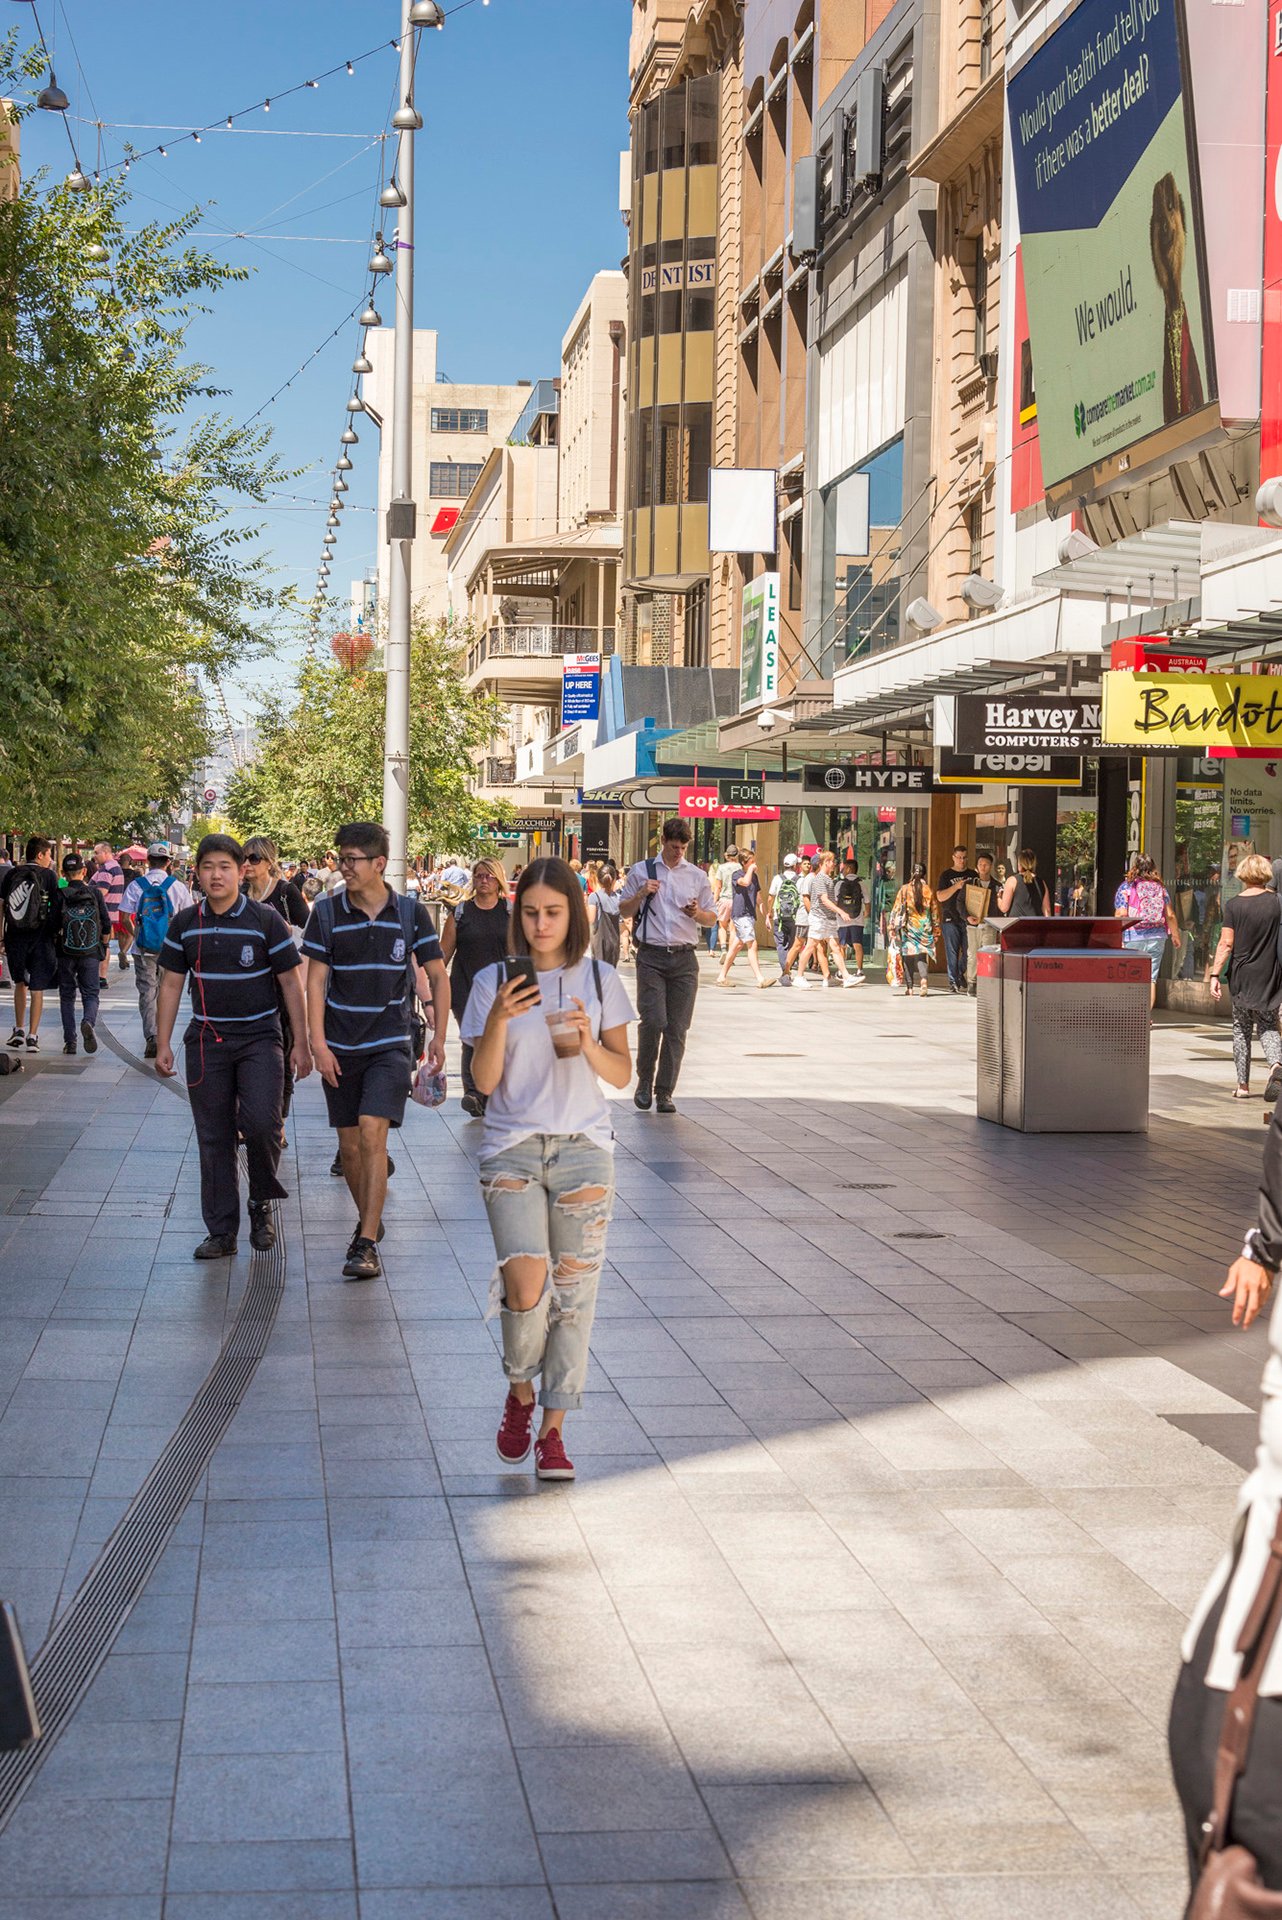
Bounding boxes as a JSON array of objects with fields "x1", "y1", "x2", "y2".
[{"x1": 461, "y1": 857, "x2": 634, "y2": 1481}]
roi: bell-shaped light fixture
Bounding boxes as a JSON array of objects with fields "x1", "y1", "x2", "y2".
[
  {"x1": 327, "y1": 514, "x2": 339, "y2": 528},
  {"x1": 333, "y1": 477, "x2": 349, "y2": 494},
  {"x1": 336, "y1": 455, "x2": 353, "y2": 472},
  {"x1": 66, "y1": 165, "x2": 90, "y2": 192},
  {"x1": 391, "y1": 103, "x2": 423, "y2": 131},
  {"x1": 368, "y1": 240, "x2": 393, "y2": 276},
  {"x1": 340, "y1": 427, "x2": 359, "y2": 445},
  {"x1": 352, "y1": 351, "x2": 372, "y2": 375},
  {"x1": 359, "y1": 304, "x2": 381, "y2": 329},
  {"x1": 379, "y1": 179, "x2": 407, "y2": 209},
  {"x1": 345, "y1": 395, "x2": 365, "y2": 414},
  {"x1": 37, "y1": 72, "x2": 69, "y2": 112},
  {"x1": 410, "y1": 0, "x2": 444, "y2": 22}
]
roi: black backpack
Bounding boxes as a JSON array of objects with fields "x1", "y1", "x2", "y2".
[
  {"x1": 60, "y1": 889, "x2": 101, "y2": 956},
  {"x1": 4, "y1": 869, "x2": 49, "y2": 934}
]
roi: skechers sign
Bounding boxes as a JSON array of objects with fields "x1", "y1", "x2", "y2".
[
  {"x1": 1006, "y1": 0, "x2": 1216, "y2": 501},
  {"x1": 954, "y1": 696, "x2": 1102, "y2": 753},
  {"x1": 802, "y1": 764, "x2": 934, "y2": 795}
]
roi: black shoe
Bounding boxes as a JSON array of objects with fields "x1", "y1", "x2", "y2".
[
  {"x1": 82, "y1": 1020, "x2": 99, "y2": 1054},
  {"x1": 460, "y1": 1092, "x2": 484, "y2": 1118},
  {"x1": 6, "y1": 1028, "x2": 23, "y2": 1049},
  {"x1": 1266, "y1": 1065, "x2": 1282, "y2": 1107},
  {"x1": 343, "y1": 1237, "x2": 380, "y2": 1281},
  {"x1": 143, "y1": 1037, "x2": 157, "y2": 1060},
  {"x1": 656, "y1": 1095, "x2": 677, "y2": 1114},
  {"x1": 330, "y1": 1149, "x2": 344, "y2": 1177},
  {"x1": 62, "y1": 1040, "x2": 76, "y2": 1056},
  {"x1": 248, "y1": 1204, "x2": 276, "y2": 1252},
  {"x1": 193, "y1": 1234, "x2": 237, "y2": 1260},
  {"x1": 386, "y1": 1154, "x2": 395, "y2": 1178},
  {"x1": 634, "y1": 1085, "x2": 653, "y2": 1111},
  {"x1": 24, "y1": 1034, "x2": 38, "y2": 1053},
  {"x1": 345, "y1": 1221, "x2": 387, "y2": 1260}
]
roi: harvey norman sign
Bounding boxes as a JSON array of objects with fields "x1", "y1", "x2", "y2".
[
  {"x1": 1102, "y1": 673, "x2": 1282, "y2": 750},
  {"x1": 954, "y1": 695, "x2": 1102, "y2": 754}
]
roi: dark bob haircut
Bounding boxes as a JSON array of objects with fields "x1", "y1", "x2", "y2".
[
  {"x1": 510, "y1": 857, "x2": 590, "y2": 967},
  {"x1": 195, "y1": 833, "x2": 245, "y2": 866}
]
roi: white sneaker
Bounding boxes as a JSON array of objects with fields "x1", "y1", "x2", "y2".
[
  {"x1": 842, "y1": 973, "x2": 863, "y2": 987},
  {"x1": 793, "y1": 976, "x2": 813, "y2": 991}
]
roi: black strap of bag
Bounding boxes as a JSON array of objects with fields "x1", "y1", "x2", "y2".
[
  {"x1": 1189, "y1": 1506, "x2": 1282, "y2": 1912},
  {"x1": 633, "y1": 859, "x2": 659, "y2": 946}
]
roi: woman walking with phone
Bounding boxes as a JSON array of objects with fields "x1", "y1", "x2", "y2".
[{"x1": 461, "y1": 858, "x2": 634, "y2": 1481}]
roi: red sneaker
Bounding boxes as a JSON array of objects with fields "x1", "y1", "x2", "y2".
[
  {"x1": 534, "y1": 1430, "x2": 575, "y2": 1481},
  {"x1": 496, "y1": 1390, "x2": 535, "y2": 1464}
]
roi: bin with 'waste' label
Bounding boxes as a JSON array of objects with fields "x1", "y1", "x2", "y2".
[{"x1": 976, "y1": 917, "x2": 1150, "y2": 1132}]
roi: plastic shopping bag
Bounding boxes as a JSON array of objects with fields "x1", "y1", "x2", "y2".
[
  {"x1": 410, "y1": 1060, "x2": 447, "y2": 1108},
  {"x1": 886, "y1": 940, "x2": 903, "y2": 989}
]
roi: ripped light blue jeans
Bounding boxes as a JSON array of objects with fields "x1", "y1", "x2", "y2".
[{"x1": 479, "y1": 1133, "x2": 615, "y2": 1410}]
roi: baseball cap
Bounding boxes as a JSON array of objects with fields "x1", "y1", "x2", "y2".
[
  {"x1": 147, "y1": 841, "x2": 171, "y2": 861},
  {"x1": 783, "y1": 854, "x2": 798, "y2": 868}
]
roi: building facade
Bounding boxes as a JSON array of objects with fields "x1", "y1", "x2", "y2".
[{"x1": 364, "y1": 329, "x2": 533, "y2": 625}]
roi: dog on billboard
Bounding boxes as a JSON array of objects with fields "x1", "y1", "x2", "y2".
[{"x1": 1150, "y1": 171, "x2": 1204, "y2": 425}]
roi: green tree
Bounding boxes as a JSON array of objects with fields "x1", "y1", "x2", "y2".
[
  {"x1": 0, "y1": 45, "x2": 289, "y2": 836},
  {"x1": 224, "y1": 618, "x2": 513, "y2": 859}
]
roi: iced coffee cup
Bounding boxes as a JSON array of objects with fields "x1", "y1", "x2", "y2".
[{"x1": 545, "y1": 1010, "x2": 582, "y2": 1059}]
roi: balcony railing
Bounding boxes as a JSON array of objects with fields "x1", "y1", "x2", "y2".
[{"x1": 467, "y1": 625, "x2": 615, "y2": 677}]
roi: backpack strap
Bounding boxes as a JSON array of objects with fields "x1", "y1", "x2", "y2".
[{"x1": 634, "y1": 859, "x2": 659, "y2": 944}]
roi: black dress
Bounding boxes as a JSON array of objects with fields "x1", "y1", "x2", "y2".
[{"x1": 450, "y1": 899, "x2": 510, "y2": 1100}]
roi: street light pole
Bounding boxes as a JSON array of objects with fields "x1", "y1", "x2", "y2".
[{"x1": 382, "y1": 0, "x2": 439, "y2": 890}]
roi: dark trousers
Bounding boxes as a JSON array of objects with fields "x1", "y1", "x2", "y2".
[
  {"x1": 773, "y1": 915, "x2": 796, "y2": 972},
  {"x1": 635, "y1": 945, "x2": 700, "y2": 1097},
  {"x1": 460, "y1": 1041, "x2": 479, "y2": 1100},
  {"x1": 58, "y1": 953, "x2": 101, "y2": 1043},
  {"x1": 943, "y1": 919, "x2": 967, "y2": 987},
  {"x1": 1169, "y1": 1580, "x2": 1282, "y2": 1900},
  {"x1": 184, "y1": 1031, "x2": 287, "y2": 1239}
]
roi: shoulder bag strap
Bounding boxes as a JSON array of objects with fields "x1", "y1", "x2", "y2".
[
  {"x1": 1202, "y1": 1505, "x2": 1282, "y2": 1861},
  {"x1": 634, "y1": 859, "x2": 658, "y2": 943}
]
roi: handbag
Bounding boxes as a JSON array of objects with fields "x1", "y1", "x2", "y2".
[{"x1": 1188, "y1": 1507, "x2": 1282, "y2": 1915}]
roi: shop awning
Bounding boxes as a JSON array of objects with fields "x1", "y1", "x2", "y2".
[{"x1": 829, "y1": 591, "x2": 1110, "y2": 732}]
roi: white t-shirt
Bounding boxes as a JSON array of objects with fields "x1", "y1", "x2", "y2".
[{"x1": 460, "y1": 956, "x2": 635, "y2": 1160}]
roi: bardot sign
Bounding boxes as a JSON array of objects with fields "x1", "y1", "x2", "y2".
[{"x1": 954, "y1": 695, "x2": 1102, "y2": 753}]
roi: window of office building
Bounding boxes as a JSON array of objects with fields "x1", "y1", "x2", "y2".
[
  {"x1": 973, "y1": 241, "x2": 988, "y2": 362},
  {"x1": 429, "y1": 462, "x2": 484, "y2": 499},
  {"x1": 431, "y1": 407, "x2": 488, "y2": 433},
  {"x1": 816, "y1": 437, "x2": 903, "y2": 676}
]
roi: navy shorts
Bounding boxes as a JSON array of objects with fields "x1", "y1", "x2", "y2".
[
  {"x1": 323, "y1": 1044, "x2": 412, "y2": 1131},
  {"x1": 4, "y1": 933, "x2": 59, "y2": 990}
]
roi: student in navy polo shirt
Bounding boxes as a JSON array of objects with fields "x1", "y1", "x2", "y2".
[
  {"x1": 154, "y1": 834, "x2": 312, "y2": 1261},
  {"x1": 304, "y1": 821, "x2": 449, "y2": 1281}
]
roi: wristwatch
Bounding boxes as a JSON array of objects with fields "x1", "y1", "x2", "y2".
[{"x1": 1240, "y1": 1227, "x2": 1279, "y2": 1274}]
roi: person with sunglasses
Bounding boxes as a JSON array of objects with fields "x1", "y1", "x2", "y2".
[
  {"x1": 243, "y1": 837, "x2": 309, "y2": 936},
  {"x1": 303, "y1": 821, "x2": 449, "y2": 1280}
]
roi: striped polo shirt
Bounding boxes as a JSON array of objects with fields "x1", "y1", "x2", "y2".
[
  {"x1": 302, "y1": 888, "x2": 442, "y2": 1056},
  {"x1": 89, "y1": 859, "x2": 125, "y2": 920},
  {"x1": 158, "y1": 894, "x2": 300, "y2": 1041}
]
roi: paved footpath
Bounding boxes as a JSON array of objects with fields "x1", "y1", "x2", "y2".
[{"x1": 0, "y1": 960, "x2": 1273, "y2": 1918}]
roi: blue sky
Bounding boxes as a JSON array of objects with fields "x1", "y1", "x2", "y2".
[{"x1": 14, "y1": 0, "x2": 630, "y2": 719}]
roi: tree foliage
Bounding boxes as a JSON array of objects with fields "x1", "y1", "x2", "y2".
[
  {"x1": 224, "y1": 618, "x2": 513, "y2": 859},
  {"x1": 0, "y1": 38, "x2": 290, "y2": 837}
]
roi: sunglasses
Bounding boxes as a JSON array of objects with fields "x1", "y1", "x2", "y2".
[{"x1": 244, "y1": 854, "x2": 265, "y2": 864}]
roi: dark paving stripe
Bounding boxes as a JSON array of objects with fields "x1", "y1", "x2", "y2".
[{"x1": 0, "y1": 1038, "x2": 287, "y2": 1826}]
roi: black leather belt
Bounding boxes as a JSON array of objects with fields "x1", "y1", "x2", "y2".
[{"x1": 635, "y1": 942, "x2": 698, "y2": 954}]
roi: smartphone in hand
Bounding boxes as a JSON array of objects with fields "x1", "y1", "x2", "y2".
[{"x1": 504, "y1": 956, "x2": 540, "y2": 999}]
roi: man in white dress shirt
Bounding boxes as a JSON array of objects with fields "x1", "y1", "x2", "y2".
[{"x1": 619, "y1": 817, "x2": 717, "y2": 1113}]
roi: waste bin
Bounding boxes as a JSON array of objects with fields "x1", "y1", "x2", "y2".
[{"x1": 976, "y1": 917, "x2": 1151, "y2": 1132}]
